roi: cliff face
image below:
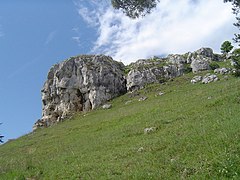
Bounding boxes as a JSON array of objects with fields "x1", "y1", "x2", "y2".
[
  {"x1": 34, "y1": 48, "x2": 225, "y2": 130},
  {"x1": 34, "y1": 55, "x2": 126, "y2": 130}
]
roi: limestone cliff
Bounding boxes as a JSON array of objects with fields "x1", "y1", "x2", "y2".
[
  {"x1": 34, "y1": 47, "x2": 225, "y2": 130},
  {"x1": 34, "y1": 55, "x2": 126, "y2": 130}
]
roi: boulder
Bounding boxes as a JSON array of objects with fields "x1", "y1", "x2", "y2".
[
  {"x1": 230, "y1": 60, "x2": 237, "y2": 67},
  {"x1": 34, "y1": 55, "x2": 126, "y2": 129},
  {"x1": 214, "y1": 68, "x2": 231, "y2": 74},
  {"x1": 138, "y1": 96, "x2": 148, "y2": 101},
  {"x1": 195, "y1": 47, "x2": 214, "y2": 59},
  {"x1": 202, "y1": 74, "x2": 219, "y2": 84},
  {"x1": 102, "y1": 104, "x2": 112, "y2": 109},
  {"x1": 188, "y1": 48, "x2": 222, "y2": 73},
  {"x1": 144, "y1": 127, "x2": 157, "y2": 134},
  {"x1": 190, "y1": 56, "x2": 211, "y2": 73},
  {"x1": 167, "y1": 54, "x2": 187, "y2": 64},
  {"x1": 126, "y1": 59, "x2": 184, "y2": 91},
  {"x1": 191, "y1": 76, "x2": 202, "y2": 84}
]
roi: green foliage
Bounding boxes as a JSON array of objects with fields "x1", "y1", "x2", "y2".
[
  {"x1": 209, "y1": 62, "x2": 220, "y2": 70},
  {"x1": 111, "y1": 0, "x2": 160, "y2": 18},
  {"x1": 1, "y1": 74, "x2": 240, "y2": 179},
  {"x1": 183, "y1": 63, "x2": 192, "y2": 73},
  {"x1": 224, "y1": 1, "x2": 240, "y2": 44},
  {"x1": 232, "y1": 48, "x2": 240, "y2": 68},
  {"x1": 231, "y1": 48, "x2": 240, "y2": 76},
  {"x1": 221, "y1": 41, "x2": 233, "y2": 53}
]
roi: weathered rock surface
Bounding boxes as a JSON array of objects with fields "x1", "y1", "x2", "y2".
[
  {"x1": 190, "y1": 56, "x2": 211, "y2": 73},
  {"x1": 144, "y1": 127, "x2": 157, "y2": 134},
  {"x1": 202, "y1": 74, "x2": 219, "y2": 84},
  {"x1": 34, "y1": 47, "x2": 228, "y2": 130},
  {"x1": 188, "y1": 48, "x2": 222, "y2": 73},
  {"x1": 191, "y1": 76, "x2": 202, "y2": 84},
  {"x1": 34, "y1": 55, "x2": 126, "y2": 129},
  {"x1": 214, "y1": 68, "x2": 231, "y2": 74},
  {"x1": 126, "y1": 59, "x2": 184, "y2": 91},
  {"x1": 102, "y1": 104, "x2": 112, "y2": 109}
]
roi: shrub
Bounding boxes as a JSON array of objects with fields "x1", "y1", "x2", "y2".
[
  {"x1": 183, "y1": 64, "x2": 192, "y2": 73},
  {"x1": 232, "y1": 48, "x2": 240, "y2": 77},
  {"x1": 209, "y1": 62, "x2": 220, "y2": 70}
]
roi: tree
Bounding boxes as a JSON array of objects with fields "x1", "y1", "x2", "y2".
[
  {"x1": 231, "y1": 48, "x2": 240, "y2": 76},
  {"x1": 224, "y1": 0, "x2": 240, "y2": 44},
  {"x1": 221, "y1": 41, "x2": 234, "y2": 53},
  {"x1": 111, "y1": 0, "x2": 160, "y2": 19},
  {"x1": 0, "y1": 123, "x2": 3, "y2": 143}
]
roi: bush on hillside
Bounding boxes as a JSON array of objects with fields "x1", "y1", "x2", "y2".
[
  {"x1": 209, "y1": 62, "x2": 220, "y2": 70},
  {"x1": 231, "y1": 48, "x2": 240, "y2": 76}
]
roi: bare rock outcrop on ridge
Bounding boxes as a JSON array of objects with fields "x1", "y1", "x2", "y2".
[
  {"x1": 33, "y1": 55, "x2": 126, "y2": 130},
  {"x1": 33, "y1": 47, "x2": 226, "y2": 130}
]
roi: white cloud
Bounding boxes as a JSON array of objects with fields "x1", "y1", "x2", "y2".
[
  {"x1": 72, "y1": 36, "x2": 81, "y2": 45},
  {"x1": 77, "y1": 0, "x2": 237, "y2": 64},
  {"x1": 45, "y1": 31, "x2": 57, "y2": 45}
]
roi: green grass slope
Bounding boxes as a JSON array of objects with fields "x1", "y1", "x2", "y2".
[{"x1": 1, "y1": 73, "x2": 240, "y2": 179}]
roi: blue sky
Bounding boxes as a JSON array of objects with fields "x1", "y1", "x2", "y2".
[
  {"x1": 0, "y1": 1, "x2": 96, "y2": 141},
  {"x1": 0, "y1": 0, "x2": 237, "y2": 141}
]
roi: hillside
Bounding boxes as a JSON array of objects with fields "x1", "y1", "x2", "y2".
[{"x1": 0, "y1": 71, "x2": 240, "y2": 179}]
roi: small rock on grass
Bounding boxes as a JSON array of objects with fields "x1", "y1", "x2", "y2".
[
  {"x1": 139, "y1": 96, "x2": 148, "y2": 101},
  {"x1": 137, "y1": 147, "x2": 144, "y2": 152},
  {"x1": 125, "y1": 100, "x2": 132, "y2": 105},
  {"x1": 144, "y1": 127, "x2": 157, "y2": 134},
  {"x1": 102, "y1": 104, "x2": 112, "y2": 109}
]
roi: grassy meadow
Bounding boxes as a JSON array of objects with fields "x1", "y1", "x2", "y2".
[{"x1": 0, "y1": 72, "x2": 240, "y2": 179}]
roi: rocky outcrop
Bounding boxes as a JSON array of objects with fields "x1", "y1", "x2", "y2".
[
  {"x1": 126, "y1": 59, "x2": 184, "y2": 91},
  {"x1": 191, "y1": 76, "x2": 202, "y2": 84},
  {"x1": 190, "y1": 56, "x2": 211, "y2": 73},
  {"x1": 214, "y1": 68, "x2": 231, "y2": 74},
  {"x1": 187, "y1": 47, "x2": 223, "y2": 73},
  {"x1": 34, "y1": 55, "x2": 126, "y2": 130},
  {"x1": 191, "y1": 74, "x2": 219, "y2": 84},
  {"x1": 202, "y1": 74, "x2": 219, "y2": 84},
  {"x1": 34, "y1": 47, "x2": 227, "y2": 130}
]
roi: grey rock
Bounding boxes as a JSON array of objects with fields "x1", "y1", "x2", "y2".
[
  {"x1": 144, "y1": 127, "x2": 157, "y2": 134},
  {"x1": 158, "y1": 92, "x2": 164, "y2": 96},
  {"x1": 195, "y1": 47, "x2": 214, "y2": 59},
  {"x1": 202, "y1": 74, "x2": 219, "y2": 84},
  {"x1": 126, "y1": 59, "x2": 184, "y2": 91},
  {"x1": 188, "y1": 48, "x2": 223, "y2": 72},
  {"x1": 190, "y1": 56, "x2": 211, "y2": 73},
  {"x1": 139, "y1": 96, "x2": 148, "y2": 101},
  {"x1": 34, "y1": 55, "x2": 126, "y2": 130},
  {"x1": 125, "y1": 100, "x2": 132, "y2": 105},
  {"x1": 191, "y1": 76, "x2": 202, "y2": 84},
  {"x1": 137, "y1": 147, "x2": 144, "y2": 152},
  {"x1": 230, "y1": 60, "x2": 237, "y2": 67},
  {"x1": 214, "y1": 68, "x2": 231, "y2": 74},
  {"x1": 102, "y1": 104, "x2": 112, "y2": 109},
  {"x1": 167, "y1": 54, "x2": 187, "y2": 64},
  {"x1": 155, "y1": 92, "x2": 164, "y2": 97}
]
